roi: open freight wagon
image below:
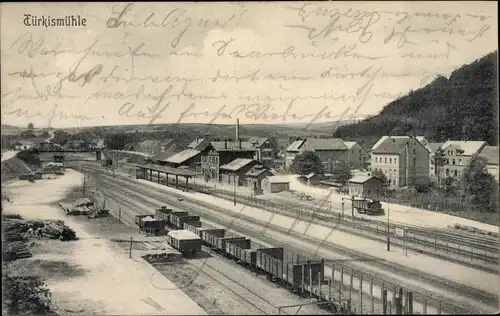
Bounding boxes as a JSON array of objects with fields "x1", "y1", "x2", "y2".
[
  {"x1": 225, "y1": 238, "x2": 260, "y2": 269},
  {"x1": 155, "y1": 206, "x2": 172, "y2": 222},
  {"x1": 167, "y1": 230, "x2": 202, "y2": 255},
  {"x1": 256, "y1": 247, "x2": 325, "y2": 292},
  {"x1": 168, "y1": 211, "x2": 189, "y2": 228},
  {"x1": 202, "y1": 228, "x2": 246, "y2": 253}
]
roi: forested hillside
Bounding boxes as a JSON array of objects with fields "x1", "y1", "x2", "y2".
[{"x1": 333, "y1": 51, "x2": 498, "y2": 149}]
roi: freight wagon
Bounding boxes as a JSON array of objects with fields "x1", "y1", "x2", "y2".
[
  {"x1": 139, "y1": 217, "x2": 167, "y2": 235},
  {"x1": 256, "y1": 247, "x2": 324, "y2": 291},
  {"x1": 135, "y1": 214, "x2": 152, "y2": 226},
  {"x1": 225, "y1": 238, "x2": 259, "y2": 268},
  {"x1": 167, "y1": 230, "x2": 202, "y2": 255},
  {"x1": 202, "y1": 229, "x2": 246, "y2": 252},
  {"x1": 155, "y1": 206, "x2": 172, "y2": 222},
  {"x1": 172, "y1": 215, "x2": 200, "y2": 230},
  {"x1": 183, "y1": 221, "x2": 202, "y2": 234},
  {"x1": 168, "y1": 211, "x2": 189, "y2": 228},
  {"x1": 353, "y1": 198, "x2": 384, "y2": 215}
]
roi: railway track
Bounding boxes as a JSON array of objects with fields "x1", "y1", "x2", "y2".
[
  {"x1": 121, "y1": 167, "x2": 498, "y2": 273},
  {"x1": 119, "y1": 162, "x2": 499, "y2": 258},
  {"x1": 82, "y1": 165, "x2": 497, "y2": 314}
]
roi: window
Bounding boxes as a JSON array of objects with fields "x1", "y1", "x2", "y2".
[
  {"x1": 375, "y1": 157, "x2": 378, "y2": 163},
  {"x1": 452, "y1": 159, "x2": 456, "y2": 165},
  {"x1": 447, "y1": 159, "x2": 450, "y2": 164},
  {"x1": 385, "y1": 157, "x2": 387, "y2": 163},
  {"x1": 412, "y1": 149, "x2": 416, "y2": 154},
  {"x1": 394, "y1": 158, "x2": 397, "y2": 164},
  {"x1": 454, "y1": 170, "x2": 457, "y2": 177},
  {"x1": 446, "y1": 169, "x2": 449, "y2": 176},
  {"x1": 389, "y1": 158, "x2": 392, "y2": 164},
  {"x1": 459, "y1": 159, "x2": 462, "y2": 165}
]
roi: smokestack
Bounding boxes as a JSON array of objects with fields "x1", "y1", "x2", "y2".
[{"x1": 236, "y1": 118, "x2": 240, "y2": 141}]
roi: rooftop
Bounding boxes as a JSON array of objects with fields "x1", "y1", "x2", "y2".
[
  {"x1": 479, "y1": 146, "x2": 499, "y2": 165},
  {"x1": 428, "y1": 142, "x2": 444, "y2": 153},
  {"x1": 266, "y1": 175, "x2": 290, "y2": 183},
  {"x1": 187, "y1": 138, "x2": 206, "y2": 149},
  {"x1": 441, "y1": 140, "x2": 487, "y2": 156},
  {"x1": 165, "y1": 149, "x2": 201, "y2": 164},
  {"x1": 344, "y1": 141, "x2": 357, "y2": 149},
  {"x1": 286, "y1": 139, "x2": 305, "y2": 152},
  {"x1": 211, "y1": 141, "x2": 255, "y2": 152},
  {"x1": 372, "y1": 136, "x2": 423, "y2": 154},
  {"x1": 151, "y1": 150, "x2": 176, "y2": 162},
  {"x1": 220, "y1": 158, "x2": 256, "y2": 171},
  {"x1": 349, "y1": 175, "x2": 381, "y2": 184},
  {"x1": 245, "y1": 165, "x2": 272, "y2": 177},
  {"x1": 306, "y1": 138, "x2": 347, "y2": 151},
  {"x1": 246, "y1": 137, "x2": 270, "y2": 148},
  {"x1": 136, "y1": 163, "x2": 201, "y2": 177}
]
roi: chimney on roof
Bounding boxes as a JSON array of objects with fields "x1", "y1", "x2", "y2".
[{"x1": 236, "y1": 118, "x2": 240, "y2": 142}]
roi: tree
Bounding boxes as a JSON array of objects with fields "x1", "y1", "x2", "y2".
[
  {"x1": 415, "y1": 177, "x2": 432, "y2": 193},
  {"x1": 27, "y1": 122, "x2": 34, "y2": 130},
  {"x1": 442, "y1": 176, "x2": 456, "y2": 197},
  {"x1": 371, "y1": 169, "x2": 388, "y2": 187},
  {"x1": 2, "y1": 271, "x2": 52, "y2": 315},
  {"x1": 462, "y1": 154, "x2": 497, "y2": 211},
  {"x1": 332, "y1": 161, "x2": 353, "y2": 185},
  {"x1": 289, "y1": 151, "x2": 324, "y2": 175},
  {"x1": 431, "y1": 148, "x2": 446, "y2": 187}
]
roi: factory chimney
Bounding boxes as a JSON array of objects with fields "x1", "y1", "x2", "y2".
[{"x1": 236, "y1": 118, "x2": 240, "y2": 141}]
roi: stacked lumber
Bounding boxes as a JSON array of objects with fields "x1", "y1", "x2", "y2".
[
  {"x1": 2, "y1": 240, "x2": 32, "y2": 261},
  {"x1": 2, "y1": 218, "x2": 77, "y2": 242}
]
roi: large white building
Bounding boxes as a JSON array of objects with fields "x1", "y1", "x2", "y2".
[{"x1": 370, "y1": 136, "x2": 430, "y2": 187}]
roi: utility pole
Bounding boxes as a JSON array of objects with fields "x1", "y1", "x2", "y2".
[
  {"x1": 112, "y1": 152, "x2": 116, "y2": 178},
  {"x1": 233, "y1": 175, "x2": 237, "y2": 206},
  {"x1": 387, "y1": 201, "x2": 391, "y2": 251},
  {"x1": 82, "y1": 172, "x2": 86, "y2": 196}
]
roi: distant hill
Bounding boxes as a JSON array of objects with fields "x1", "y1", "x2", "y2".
[{"x1": 333, "y1": 51, "x2": 498, "y2": 149}]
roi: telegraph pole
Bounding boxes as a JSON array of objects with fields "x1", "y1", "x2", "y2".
[
  {"x1": 82, "y1": 172, "x2": 86, "y2": 196},
  {"x1": 233, "y1": 175, "x2": 237, "y2": 206},
  {"x1": 387, "y1": 201, "x2": 391, "y2": 251}
]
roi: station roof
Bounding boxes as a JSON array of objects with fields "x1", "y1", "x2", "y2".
[{"x1": 136, "y1": 163, "x2": 201, "y2": 177}]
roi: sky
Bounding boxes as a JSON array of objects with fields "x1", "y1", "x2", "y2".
[{"x1": 1, "y1": 1, "x2": 498, "y2": 129}]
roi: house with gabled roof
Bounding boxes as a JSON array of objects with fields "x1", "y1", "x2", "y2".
[
  {"x1": 201, "y1": 140, "x2": 256, "y2": 182},
  {"x1": 479, "y1": 146, "x2": 499, "y2": 181},
  {"x1": 219, "y1": 158, "x2": 260, "y2": 186},
  {"x1": 344, "y1": 141, "x2": 370, "y2": 169},
  {"x1": 284, "y1": 137, "x2": 351, "y2": 173},
  {"x1": 439, "y1": 140, "x2": 487, "y2": 182},
  {"x1": 370, "y1": 136, "x2": 429, "y2": 187},
  {"x1": 245, "y1": 137, "x2": 278, "y2": 168}
]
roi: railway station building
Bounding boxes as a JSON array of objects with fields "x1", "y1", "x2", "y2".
[
  {"x1": 219, "y1": 158, "x2": 260, "y2": 186},
  {"x1": 348, "y1": 175, "x2": 384, "y2": 198},
  {"x1": 245, "y1": 165, "x2": 274, "y2": 193}
]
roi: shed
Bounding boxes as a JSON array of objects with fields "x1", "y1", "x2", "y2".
[
  {"x1": 245, "y1": 165, "x2": 274, "y2": 193},
  {"x1": 348, "y1": 175, "x2": 383, "y2": 198},
  {"x1": 262, "y1": 176, "x2": 291, "y2": 193},
  {"x1": 298, "y1": 172, "x2": 321, "y2": 186}
]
